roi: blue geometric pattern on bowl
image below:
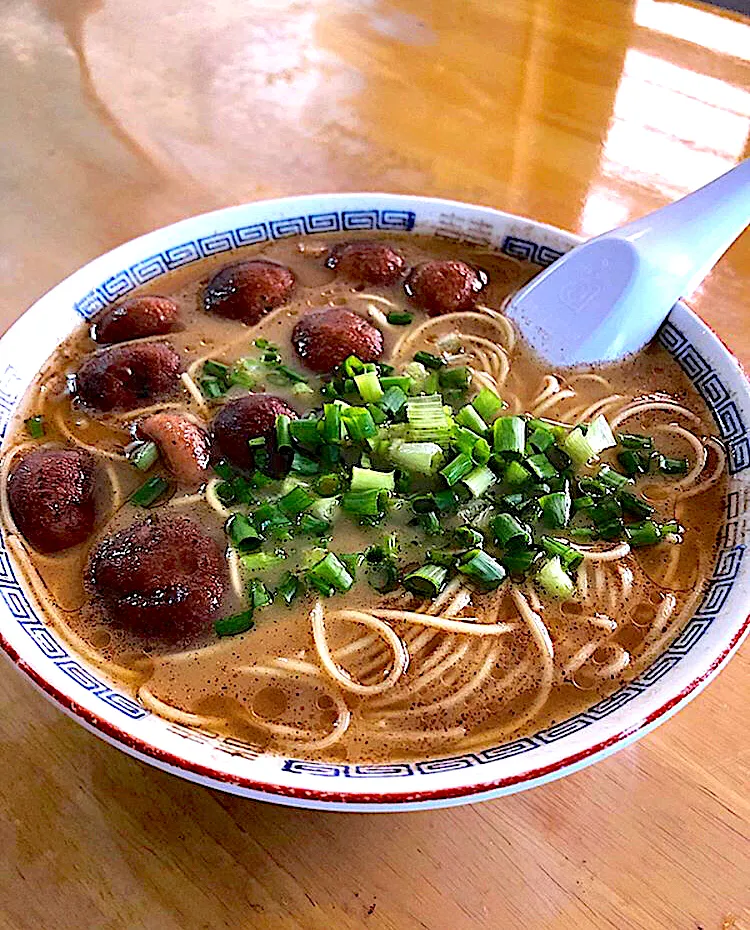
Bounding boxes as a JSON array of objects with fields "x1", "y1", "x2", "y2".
[{"x1": 0, "y1": 218, "x2": 745, "y2": 777}]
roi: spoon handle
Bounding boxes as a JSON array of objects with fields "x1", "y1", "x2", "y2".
[
  {"x1": 507, "y1": 159, "x2": 750, "y2": 367},
  {"x1": 614, "y1": 158, "x2": 750, "y2": 296}
]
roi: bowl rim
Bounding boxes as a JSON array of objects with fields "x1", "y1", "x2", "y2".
[{"x1": 1, "y1": 191, "x2": 748, "y2": 810}]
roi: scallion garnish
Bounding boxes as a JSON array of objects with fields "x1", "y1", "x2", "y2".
[
  {"x1": 342, "y1": 488, "x2": 389, "y2": 517},
  {"x1": 275, "y1": 414, "x2": 292, "y2": 451},
  {"x1": 24, "y1": 415, "x2": 45, "y2": 439},
  {"x1": 626, "y1": 520, "x2": 662, "y2": 547},
  {"x1": 403, "y1": 563, "x2": 448, "y2": 597},
  {"x1": 492, "y1": 513, "x2": 532, "y2": 549},
  {"x1": 458, "y1": 549, "x2": 506, "y2": 589},
  {"x1": 215, "y1": 610, "x2": 255, "y2": 637},
  {"x1": 279, "y1": 485, "x2": 315, "y2": 516},
  {"x1": 493, "y1": 416, "x2": 525, "y2": 455},
  {"x1": 413, "y1": 350, "x2": 445, "y2": 370},
  {"x1": 128, "y1": 440, "x2": 159, "y2": 472},
  {"x1": 276, "y1": 572, "x2": 301, "y2": 605},
  {"x1": 658, "y1": 455, "x2": 689, "y2": 475},
  {"x1": 387, "y1": 311, "x2": 413, "y2": 325},
  {"x1": 130, "y1": 475, "x2": 170, "y2": 507},
  {"x1": 461, "y1": 465, "x2": 495, "y2": 498},
  {"x1": 536, "y1": 556, "x2": 574, "y2": 599},
  {"x1": 350, "y1": 466, "x2": 395, "y2": 492},
  {"x1": 441, "y1": 452, "x2": 475, "y2": 487},
  {"x1": 307, "y1": 552, "x2": 354, "y2": 595},
  {"x1": 226, "y1": 513, "x2": 263, "y2": 552},
  {"x1": 472, "y1": 387, "x2": 503, "y2": 422},
  {"x1": 455, "y1": 404, "x2": 487, "y2": 435}
]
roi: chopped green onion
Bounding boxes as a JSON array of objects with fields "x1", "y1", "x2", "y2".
[
  {"x1": 204, "y1": 359, "x2": 230, "y2": 379},
  {"x1": 276, "y1": 572, "x2": 301, "y2": 605},
  {"x1": 563, "y1": 427, "x2": 595, "y2": 467},
  {"x1": 570, "y1": 527, "x2": 596, "y2": 543},
  {"x1": 386, "y1": 311, "x2": 413, "y2": 325},
  {"x1": 658, "y1": 455, "x2": 689, "y2": 475},
  {"x1": 215, "y1": 610, "x2": 255, "y2": 637},
  {"x1": 241, "y1": 551, "x2": 285, "y2": 572},
  {"x1": 226, "y1": 513, "x2": 263, "y2": 552},
  {"x1": 619, "y1": 490, "x2": 654, "y2": 520},
  {"x1": 493, "y1": 416, "x2": 525, "y2": 455},
  {"x1": 502, "y1": 548, "x2": 537, "y2": 574},
  {"x1": 586, "y1": 415, "x2": 617, "y2": 455},
  {"x1": 472, "y1": 387, "x2": 504, "y2": 422},
  {"x1": 247, "y1": 578, "x2": 272, "y2": 611},
  {"x1": 458, "y1": 549, "x2": 507, "y2": 589},
  {"x1": 279, "y1": 485, "x2": 315, "y2": 516},
  {"x1": 128, "y1": 440, "x2": 159, "y2": 472},
  {"x1": 406, "y1": 394, "x2": 454, "y2": 440},
  {"x1": 299, "y1": 513, "x2": 331, "y2": 536},
  {"x1": 573, "y1": 494, "x2": 595, "y2": 512},
  {"x1": 380, "y1": 376, "x2": 413, "y2": 393},
  {"x1": 617, "y1": 433, "x2": 653, "y2": 450},
  {"x1": 322, "y1": 404, "x2": 343, "y2": 443},
  {"x1": 528, "y1": 426, "x2": 554, "y2": 452},
  {"x1": 441, "y1": 452, "x2": 475, "y2": 486},
  {"x1": 354, "y1": 370, "x2": 384, "y2": 403},
  {"x1": 289, "y1": 418, "x2": 321, "y2": 449},
  {"x1": 461, "y1": 465, "x2": 495, "y2": 498},
  {"x1": 229, "y1": 357, "x2": 260, "y2": 389},
  {"x1": 617, "y1": 449, "x2": 644, "y2": 477},
  {"x1": 24, "y1": 415, "x2": 45, "y2": 439},
  {"x1": 130, "y1": 475, "x2": 170, "y2": 507},
  {"x1": 526, "y1": 453, "x2": 558, "y2": 481},
  {"x1": 597, "y1": 464, "x2": 633, "y2": 490},
  {"x1": 351, "y1": 466, "x2": 395, "y2": 492},
  {"x1": 379, "y1": 385, "x2": 408, "y2": 416},
  {"x1": 341, "y1": 488, "x2": 389, "y2": 516},
  {"x1": 492, "y1": 513, "x2": 532, "y2": 548},
  {"x1": 417, "y1": 511, "x2": 441, "y2": 534},
  {"x1": 254, "y1": 503, "x2": 293, "y2": 539},
  {"x1": 341, "y1": 406, "x2": 377, "y2": 441},
  {"x1": 316, "y1": 473, "x2": 342, "y2": 497},
  {"x1": 268, "y1": 364, "x2": 308, "y2": 386},
  {"x1": 545, "y1": 445, "x2": 572, "y2": 473},
  {"x1": 541, "y1": 536, "x2": 583, "y2": 570},
  {"x1": 413, "y1": 350, "x2": 445, "y2": 370},
  {"x1": 403, "y1": 563, "x2": 447, "y2": 596},
  {"x1": 439, "y1": 366, "x2": 471, "y2": 390},
  {"x1": 434, "y1": 488, "x2": 459, "y2": 511},
  {"x1": 539, "y1": 489, "x2": 571, "y2": 528},
  {"x1": 386, "y1": 440, "x2": 444, "y2": 476},
  {"x1": 367, "y1": 403, "x2": 388, "y2": 425},
  {"x1": 275, "y1": 414, "x2": 292, "y2": 451},
  {"x1": 455, "y1": 404, "x2": 487, "y2": 435},
  {"x1": 504, "y1": 460, "x2": 531, "y2": 487},
  {"x1": 626, "y1": 520, "x2": 661, "y2": 547},
  {"x1": 306, "y1": 552, "x2": 354, "y2": 595},
  {"x1": 291, "y1": 452, "x2": 320, "y2": 475},
  {"x1": 589, "y1": 498, "x2": 623, "y2": 539},
  {"x1": 200, "y1": 378, "x2": 224, "y2": 400},
  {"x1": 343, "y1": 356, "x2": 366, "y2": 377},
  {"x1": 452, "y1": 526, "x2": 484, "y2": 549},
  {"x1": 536, "y1": 556, "x2": 575, "y2": 599}
]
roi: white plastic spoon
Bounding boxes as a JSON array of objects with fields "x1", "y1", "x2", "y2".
[{"x1": 505, "y1": 158, "x2": 750, "y2": 368}]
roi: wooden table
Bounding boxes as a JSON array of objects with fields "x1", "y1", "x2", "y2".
[{"x1": 1, "y1": 1, "x2": 749, "y2": 927}]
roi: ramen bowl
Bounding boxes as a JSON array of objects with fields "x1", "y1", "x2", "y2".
[{"x1": 0, "y1": 193, "x2": 748, "y2": 811}]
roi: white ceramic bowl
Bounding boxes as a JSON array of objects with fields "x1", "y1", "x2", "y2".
[{"x1": 1, "y1": 194, "x2": 748, "y2": 812}]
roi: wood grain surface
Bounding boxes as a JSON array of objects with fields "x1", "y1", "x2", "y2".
[{"x1": 1, "y1": 1, "x2": 749, "y2": 927}]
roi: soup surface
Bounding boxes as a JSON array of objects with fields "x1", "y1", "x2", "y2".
[{"x1": 1, "y1": 233, "x2": 726, "y2": 762}]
